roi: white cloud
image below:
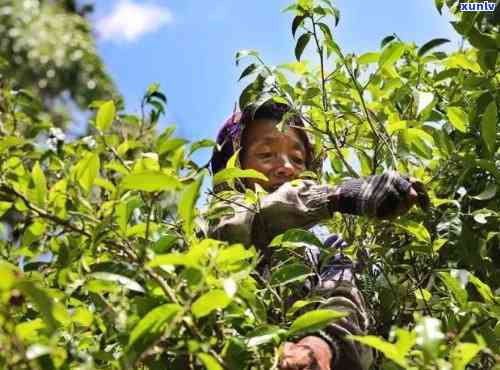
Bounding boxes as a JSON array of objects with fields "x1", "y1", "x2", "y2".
[{"x1": 96, "y1": 1, "x2": 173, "y2": 43}]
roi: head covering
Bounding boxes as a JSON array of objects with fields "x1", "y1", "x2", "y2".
[
  {"x1": 210, "y1": 112, "x2": 243, "y2": 175},
  {"x1": 210, "y1": 101, "x2": 320, "y2": 180}
]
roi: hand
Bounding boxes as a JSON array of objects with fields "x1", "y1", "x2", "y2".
[
  {"x1": 333, "y1": 171, "x2": 429, "y2": 219},
  {"x1": 279, "y1": 336, "x2": 332, "y2": 370}
]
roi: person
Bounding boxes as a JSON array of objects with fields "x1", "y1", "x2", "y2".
[{"x1": 208, "y1": 100, "x2": 425, "y2": 370}]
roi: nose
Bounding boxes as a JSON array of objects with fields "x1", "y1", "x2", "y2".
[{"x1": 274, "y1": 155, "x2": 296, "y2": 178}]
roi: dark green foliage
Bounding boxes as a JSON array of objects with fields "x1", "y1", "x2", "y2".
[{"x1": 0, "y1": 1, "x2": 499, "y2": 369}]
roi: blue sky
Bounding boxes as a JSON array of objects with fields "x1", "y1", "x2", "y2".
[{"x1": 89, "y1": 0, "x2": 459, "y2": 163}]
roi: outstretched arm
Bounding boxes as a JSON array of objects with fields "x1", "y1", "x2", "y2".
[{"x1": 209, "y1": 171, "x2": 424, "y2": 246}]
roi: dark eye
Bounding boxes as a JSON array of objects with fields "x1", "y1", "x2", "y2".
[
  {"x1": 257, "y1": 152, "x2": 274, "y2": 160},
  {"x1": 292, "y1": 156, "x2": 305, "y2": 165}
]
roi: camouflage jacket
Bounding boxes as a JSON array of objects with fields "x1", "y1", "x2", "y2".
[{"x1": 208, "y1": 180, "x2": 374, "y2": 370}]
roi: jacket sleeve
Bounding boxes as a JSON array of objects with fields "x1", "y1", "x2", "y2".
[
  {"x1": 208, "y1": 180, "x2": 336, "y2": 245},
  {"x1": 313, "y1": 278, "x2": 374, "y2": 370}
]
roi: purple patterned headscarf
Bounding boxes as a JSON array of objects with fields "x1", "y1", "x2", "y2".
[{"x1": 210, "y1": 112, "x2": 243, "y2": 175}]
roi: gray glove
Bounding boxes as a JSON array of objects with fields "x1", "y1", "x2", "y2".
[{"x1": 332, "y1": 171, "x2": 414, "y2": 218}]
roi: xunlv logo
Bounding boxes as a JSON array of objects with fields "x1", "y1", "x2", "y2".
[{"x1": 459, "y1": 2, "x2": 497, "y2": 11}]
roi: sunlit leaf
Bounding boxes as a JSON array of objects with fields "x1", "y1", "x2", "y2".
[
  {"x1": 179, "y1": 175, "x2": 204, "y2": 235},
  {"x1": 32, "y1": 162, "x2": 46, "y2": 208},
  {"x1": 88, "y1": 272, "x2": 145, "y2": 293},
  {"x1": 192, "y1": 290, "x2": 231, "y2": 318},
  {"x1": 0, "y1": 201, "x2": 12, "y2": 218},
  {"x1": 96, "y1": 100, "x2": 116, "y2": 132},
  {"x1": 349, "y1": 335, "x2": 408, "y2": 367},
  {"x1": 75, "y1": 152, "x2": 100, "y2": 193},
  {"x1": 124, "y1": 304, "x2": 181, "y2": 366},
  {"x1": 396, "y1": 220, "x2": 431, "y2": 244},
  {"x1": 447, "y1": 107, "x2": 469, "y2": 133},
  {"x1": 246, "y1": 325, "x2": 284, "y2": 347},
  {"x1": 480, "y1": 101, "x2": 497, "y2": 155},
  {"x1": 451, "y1": 343, "x2": 482, "y2": 370},
  {"x1": 121, "y1": 171, "x2": 181, "y2": 192},
  {"x1": 379, "y1": 42, "x2": 405, "y2": 68},
  {"x1": 197, "y1": 353, "x2": 224, "y2": 370},
  {"x1": 288, "y1": 309, "x2": 346, "y2": 337},
  {"x1": 212, "y1": 168, "x2": 268, "y2": 186}
]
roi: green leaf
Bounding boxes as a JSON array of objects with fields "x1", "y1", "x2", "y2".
[
  {"x1": 270, "y1": 228, "x2": 323, "y2": 249},
  {"x1": 469, "y1": 274, "x2": 494, "y2": 303},
  {"x1": 379, "y1": 42, "x2": 405, "y2": 68},
  {"x1": 235, "y1": 49, "x2": 259, "y2": 66},
  {"x1": 435, "y1": 0, "x2": 444, "y2": 14},
  {"x1": 121, "y1": 171, "x2": 181, "y2": 192},
  {"x1": 212, "y1": 168, "x2": 268, "y2": 186},
  {"x1": 116, "y1": 196, "x2": 142, "y2": 234},
  {"x1": 349, "y1": 335, "x2": 408, "y2": 367},
  {"x1": 402, "y1": 128, "x2": 434, "y2": 159},
  {"x1": 192, "y1": 290, "x2": 231, "y2": 318},
  {"x1": 0, "y1": 136, "x2": 25, "y2": 153},
  {"x1": 480, "y1": 101, "x2": 497, "y2": 155},
  {"x1": 288, "y1": 309, "x2": 346, "y2": 337},
  {"x1": 381, "y1": 35, "x2": 396, "y2": 49},
  {"x1": 189, "y1": 139, "x2": 216, "y2": 155},
  {"x1": 75, "y1": 152, "x2": 100, "y2": 193},
  {"x1": 317, "y1": 22, "x2": 333, "y2": 44},
  {"x1": 246, "y1": 325, "x2": 284, "y2": 347},
  {"x1": 0, "y1": 261, "x2": 17, "y2": 291},
  {"x1": 280, "y1": 62, "x2": 309, "y2": 75},
  {"x1": 88, "y1": 272, "x2": 145, "y2": 293},
  {"x1": 418, "y1": 38, "x2": 450, "y2": 57},
  {"x1": 396, "y1": 220, "x2": 431, "y2": 244},
  {"x1": 197, "y1": 353, "x2": 224, "y2": 370},
  {"x1": 215, "y1": 245, "x2": 255, "y2": 270},
  {"x1": 357, "y1": 52, "x2": 379, "y2": 65},
  {"x1": 432, "y1": 238, "x2": 447, "y2": 252},
  {"x1": 239, "y1": 74, "x2": 265, "y2": 110},
  {"x1": 15, "y1": 319, "x2": 45, "y2": 341},
  {"x1": 32, "y1": 162, "x2": 47, "y2": 208},
  {"x1": 124, "y1": 304, "x2": 181, "y2": 366},
  {"x1": 472, "y1": 183, "x2": 497, "y2": 201},
  {"x1": 238, "y1": 63, "x2": 258, "y2": 81},
  {"x1": 292, "y1": 15, "x2": 306, "y2": 38},
  {"x1": 72, "y1": 307, "x2": 93, "y2": 327},
  {"x1": 148, "y1": 253, "x2": 197, "y2": 268},
  {"x1": 17, "y1": 281, "x2": 59, "y2": 335},
  {"x1": 96, "y1": 100, "x2": 116, "y2": 132},
  {"x1": 179, "y1": 175, "x2": 204, "y2": 235},
  {"x1": 447, "y1": 107, "x2": 469, "y2": 133},
  {"x1": 157, "y1": 138, "x2": 188, "y2": 155},
  {"x1": 271, "y1": 263, "x2": 310, "y2": 286},
  {"x1": 451, "y1": 343, "x2": 482, "y2": 370},
  {"x1": 295, "y1": 33, "x2": 311, "y2": 61},
  {"x1": 468, "y1": 28, "x2": 497, "y2": 50},
  {"x1": 0, "y1": 201, "x2": 12, "y2": 218}
]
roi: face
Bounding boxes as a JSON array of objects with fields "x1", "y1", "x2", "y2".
[{"x1": 240, "y1": 118, "x2": 307, "y2": 191}]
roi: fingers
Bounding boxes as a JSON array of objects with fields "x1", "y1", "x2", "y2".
[
  {"x1": 410, "y1": 180, "x2": 431, "y2": 211},
  {"x1": 394, "y1": 174, "x2": 429, "y2": 214},
  {"x1": 280, "y1": 342, "x2": 316, "y2": 370}
]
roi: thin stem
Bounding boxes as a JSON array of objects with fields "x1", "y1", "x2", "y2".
[{"x1": 310, "y1": 17, "x2": 328, "y2": 112}]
